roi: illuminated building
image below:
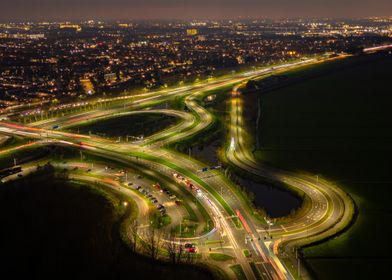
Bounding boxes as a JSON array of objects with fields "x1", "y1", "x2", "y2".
[{"x1": 186, "y1": 29, "x2": 198, "y2": 36}]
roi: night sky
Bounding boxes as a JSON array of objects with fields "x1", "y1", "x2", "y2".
[{"x1": 1, "y1": 0, "x2": 391, "y2": 20}]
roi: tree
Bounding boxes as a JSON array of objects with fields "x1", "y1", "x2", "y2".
[
  {"x1": 145, "y1": 227, "x2": 163, "y2": 260},
  {"x1": 56, "y1": 168, "x2": 69, "y2": 180},
  {"x1": 184, "y1": 251, "x2": 196, "y2": 264},
  {"x1": 165, "y1": 233, "x2": 183, "y2": 263},
  {"x1": 128, "y1": 219, "x2": 139, "y2": 253}
]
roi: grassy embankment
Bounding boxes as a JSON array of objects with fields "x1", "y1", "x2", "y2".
[
  {"x1": 209, "y1": 253, "x2": 234, "y2": 262},
  {"x1": 255, "y1": 52, "x2": 392, "y2": 279},
  {"x1": 229, "y1": 264, "x2": 247, "y2": 280},
  {"x1": 67, "y1": 113, "x2": 179, "y2": 139}
]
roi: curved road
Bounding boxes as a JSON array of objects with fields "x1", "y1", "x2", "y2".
[{"x1": 0, "y1": 56, "x2": 355, "y2": 280}]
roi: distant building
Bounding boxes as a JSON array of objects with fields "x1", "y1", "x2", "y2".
[
  {"x1": 80, "y1": 78, "x2": 95, "y2": 95},
  {"x1": 0, "y1": 33, "x2": 45, "y2": 40},
  {"x1": 59, "y1": 24, "x2": 82, "y2": 32},
  {"x1": 236, "y1": 56, "x2": 245, "y2": 64},
  {"x1": 104, "y1": 73, "x2": 117, "y2": 83},
  {"x1": 186, "y1": 29, "x2": 198, "y2": 36},
  {"x1": 197, "y1": 35, "x2": 206, "y2": 41}
]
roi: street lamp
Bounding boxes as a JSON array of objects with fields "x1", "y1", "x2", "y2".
[{"x1": 264, "y1": 216, "x2": 274, "y2": 238}]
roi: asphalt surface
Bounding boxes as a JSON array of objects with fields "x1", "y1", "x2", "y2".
[{"x1": 0, "y1": 57, "x2": 355, "y2": 280}]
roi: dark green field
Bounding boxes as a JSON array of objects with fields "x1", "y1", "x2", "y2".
[
  {"x1": 254, "y1": 53, "x2": 392, "y2": 279},
  {"x1": 69, "y1": 113, "x2": 179, "y2": 138},
  {"x1": 0, "y1": 168, "x2": 213, "y2": 280}
]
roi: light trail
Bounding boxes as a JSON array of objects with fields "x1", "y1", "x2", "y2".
[{"x1": 0, "y1": 55, "x2": 355, "y2": 280}]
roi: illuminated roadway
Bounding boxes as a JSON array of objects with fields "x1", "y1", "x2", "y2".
[{"x1": 0, "y1": 57, "x2": 354, "y2": 280}]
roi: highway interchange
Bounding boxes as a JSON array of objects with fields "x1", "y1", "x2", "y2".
[{"x1": 0, "y1": 57, "x2": 354, "y2": 280}]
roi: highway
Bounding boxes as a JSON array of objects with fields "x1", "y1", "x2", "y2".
[
  {"x1": 227, "y1": 83, "x2": 354, "y2": 278},
  {"x1": 0, "y1": 56, "x2": 354, "y2": 280}
]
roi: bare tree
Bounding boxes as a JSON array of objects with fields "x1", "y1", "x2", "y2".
[
  {"x1": 184, "y1": 251, "x2": 196, "y2": 264},
  {"x1": 146, "y1": 227, "x2": 163, "y2": 260},
  {"x1": 165, "y1": 233, "x2": 183, "y2": 263},
  {"x1": 128, "y1": 219, "x2": 139, "y2": 253},
  {"x1": 165, "y1": 234, "x2": 177, "y2": 263}
]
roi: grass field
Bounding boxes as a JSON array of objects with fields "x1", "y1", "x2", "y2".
[
  {"x1": 253, "y1": 52, "x2": 392, "y2": 279},
  {"x1": 209, "y1": 253, "x2": 234, "y2": 261},
  {"x1": 249, "y1": 262, "x2": 262, "y2": 280},
  {"x1": 68, "y1": 113, "x2": 179, "y2": 139},
  {"x1": 230, "y1": 264, "x2": 247, "y2": 280},
  {"x1": 243, "y1": 249, "x2": 251, "y2": 258}
]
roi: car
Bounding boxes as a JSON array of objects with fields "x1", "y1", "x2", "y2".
[
  {"x1": 201, "y1": 167, "x2": 208, "y2": 172},
  {"x1": 187, "y1": 247, "x2": 196, "y2": 253},
  {"x1": 17, "y1": 174, "x2": 23, "y2": 178},
  {"x1": 135, "y1": 185, "x2": 141, "y2": 190},
  {"x1": 175, "y1": 200, "x2": 182, "y2": 206},
  {"x1": 157, "y1": 204, "x2": 164, "y2": 209},
  {"x1": 169, "y1": 195, "x2": 176, "y2": 200},
  {"x1": 184, "y1": 243, "x2": 195, "y2": 249},
  {"x1": 87, "y1": 169, "x2": 91, "y2": 172},
  {"x1": 152, "y1": 199, "x2": 158, "y2": 204},
  {"x1": 128, "y1": 182, "x2": 133, "y2": 186},
  {"x1": 210, "y1": 165, "x2": 222, "y2": 170},
  {"x1": 173, "y1": 173, "x2": 184, "y2": 180}
]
